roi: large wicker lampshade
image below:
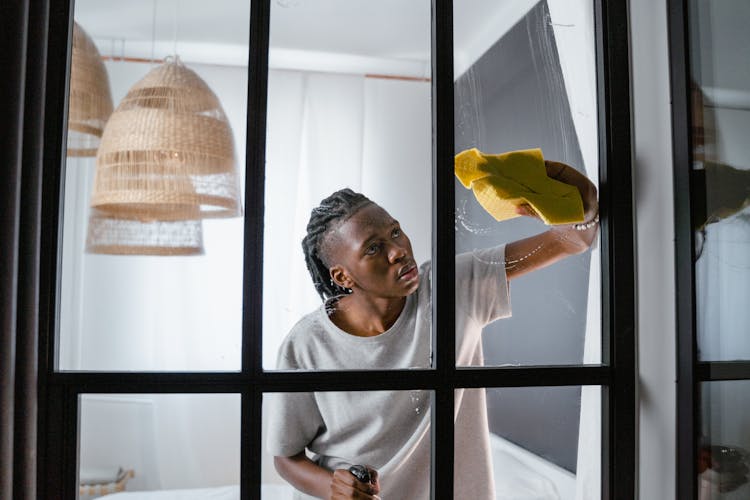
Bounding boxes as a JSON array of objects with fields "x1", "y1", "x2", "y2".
[
  {"x1": 85, "y1": 151, "x2": 206, "y2": 256},
  {"x1": 67, "y1": 22, "x2": 114, "y2": 157},
  {"x1": 86, "y1": 208, "x2": 205, "y2": 256},
  {"x1": 90, "y1": 56, "x2": 243, "y2": 222}
]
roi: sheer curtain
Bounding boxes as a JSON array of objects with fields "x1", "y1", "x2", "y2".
[
  {"x1": 261, "y1": 69, "x2": 432, "y2": 368},
  {"x1": 65, "y1": 62, "x2": 248, "y2": 490},
  {"x1": 58, "y1": 61, "x2": 431, "y2": 489},
  {"x1": 547, "y1": 1, "x2": 602, "y2": 498}
]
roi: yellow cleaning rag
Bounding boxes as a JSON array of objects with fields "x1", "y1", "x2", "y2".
[{"x1": 455, "y1": 148, "x2": 584, "y2": 225}]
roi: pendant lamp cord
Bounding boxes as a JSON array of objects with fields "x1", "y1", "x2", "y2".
[
  {"x1": 172, "y1": 0, "x2": 180, "y2": 58},
  {"x1": 150, "y1": 0, "x2": 157, "y2": 67}
]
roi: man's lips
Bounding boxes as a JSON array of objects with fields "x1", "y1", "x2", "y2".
[{"x1": 398, "y1": 263, "x2": 418, "y2": 281}]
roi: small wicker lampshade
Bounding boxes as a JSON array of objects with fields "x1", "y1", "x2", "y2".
[
  {"x1": 91, "y1": 56, "x2": 243, "y2": 221},
  {"x1": 67, "y1": 22, "x2": 114, "y2": 157},
  {"x1": 85, "y1": 208, "x2": 205, "y2": 256}
]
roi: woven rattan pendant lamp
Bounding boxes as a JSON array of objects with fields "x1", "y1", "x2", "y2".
[
  {"x1": 85, "y1": 208, "x2": 205, "y2": 256},
  {"x1": 67, "y1": 22, "x2": 114, "y2": 157},
  {"x1": 90, "y1": 56, "x2": 243, "y2": 222}
]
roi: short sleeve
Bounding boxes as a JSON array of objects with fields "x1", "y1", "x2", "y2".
[
  {"x1": 455, "y1": 244, "x2": 512, "y2": 325},
  {"x1": 266, "y1": 337, "x2": 325, "y2": 457},
  {"x1": 265, "y1": 391, "x2": 325, "y2": 457}
]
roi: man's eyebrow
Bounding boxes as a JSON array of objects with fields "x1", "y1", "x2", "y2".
[
  {"x1": 357, "y1": 220, "x2": 399, "y2": 249},
  {"x1": 358, "y1": 234, "x2": 379, "y2": 250}
]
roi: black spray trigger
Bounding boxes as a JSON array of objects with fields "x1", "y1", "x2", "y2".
[{"x1": 348, "y1": 464, "x2": 372, "y2": 483}]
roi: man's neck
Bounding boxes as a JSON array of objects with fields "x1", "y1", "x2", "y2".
[{"x1": 328, "y1": 295, "x2": 407, "y2": 337}]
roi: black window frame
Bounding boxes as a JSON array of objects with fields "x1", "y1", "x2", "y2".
[
  {"x1": 668, "y1": 1, "x2": 750, "y2": 498},
  {"x1": 34, "y1": 0, "x2": 635, "y2": 498}
]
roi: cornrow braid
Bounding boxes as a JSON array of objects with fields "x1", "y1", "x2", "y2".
[{"x1": 302, "y1": 188, "x2": 372, "y2": 301}]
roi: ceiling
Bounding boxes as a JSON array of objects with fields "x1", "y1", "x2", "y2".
[{"x1": 74, "y1": 0, "x2": 540, "y2": 76}]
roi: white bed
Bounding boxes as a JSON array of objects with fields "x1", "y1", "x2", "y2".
[
  {"x1": 98, "y1": 434, "x2": 575, "y2": 500},
  {"x1": 100, "y1": 485, "x2": 291, "y2": 499}
]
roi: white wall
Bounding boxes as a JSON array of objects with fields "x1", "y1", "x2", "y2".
[{"x1": 630, "y1": 1, "x2": 677, "y2": 498}]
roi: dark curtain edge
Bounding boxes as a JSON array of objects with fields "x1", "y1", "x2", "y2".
[
  {"x1": 15, "y1": 1, "x2": 49, "y2": 499},
  {"x1": 1, "y1": 1, "x2": 49, "y2": 498},
  {"x1": 0, "y1": 1, "x2": 30, "y2": 498}
]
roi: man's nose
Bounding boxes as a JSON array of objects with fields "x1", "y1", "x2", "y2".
[{"x1": 388, "y1": 242, "x2": 407, "y2": 263}]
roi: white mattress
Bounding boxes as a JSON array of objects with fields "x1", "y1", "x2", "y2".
[
  {"x1": 100, "y1": 484, "x2": 294, "y2": 500},
  {"x1": 100, "y1": 485, "x2": 239, "y2": 500},
  {"x1": 100, "y1": 435, "x2": 575, "y2": 499}
]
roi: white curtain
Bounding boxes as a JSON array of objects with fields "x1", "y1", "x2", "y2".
[
  {"x1": 694, "y1": 92, "x2": 750, "y2": 361},
  {"x1": 262, "y1": 69, "x2": 432, "y2": 368},
  {"x1": 66, "y1": 61, "x2": 248, "y2": 490},
  {"x1": 64, "y1": 61, "x2": 247, "y2": 374},
  {"x1": 696, "y1": 223, "x2": 750, "y2": 355},
  {"x1": 547, "y1": 1, "x2": 602, "y2": 498},
  {"x1": 64, "y1": 61, "x2": 432, "y2": 490}
]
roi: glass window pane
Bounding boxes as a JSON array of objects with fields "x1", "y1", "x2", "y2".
[
  {"x1": 263, "y1": 390, "x2": 432, "y2": 498},
  {"x1": 452, "y1": 1, "x2": 601, "y2": 367},
  {"x1": 690, "y1": 0, "x2": 750, "y2": 361},
  {"x1": 58, "y1": 1, "x2": 249, "y2": 371},
  {"x1": 262, "y1": 1, "x2": 432, "y2": 371},
  {"x1": 78, "y1": 394, "x2": 240, "y2": 497},
  {"x1": 699, "y1": 381, "x2": 750, "y2": 498},
  {"x1": 455, "y1": 386, "x2": 601, "y2": 499}
]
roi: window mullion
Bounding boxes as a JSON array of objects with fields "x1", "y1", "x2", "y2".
[
  {"x1": 244, "y1": 0, "x2": 271, "y2": 498},
  {"x1": 597, "y1": 0, "x2": 636, "y2": 498},
  {"x1": 431, "y1": 0, "x2": 456, "y2": 498},
  {"x1": 243, "y1": 0, "x2": 271, "y2": 380},
  {"x1": 668, "y1": 0, "x2": 699, "y2": 498}
]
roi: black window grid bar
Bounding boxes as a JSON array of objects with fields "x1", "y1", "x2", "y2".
[
  {"x1": 38, "y1": 0, "x2": 73, "y2": 496},
  {"x1": 34, "y1": 0, "x2": 636, "y2": 498},
  {"x1": 243, "y1": 0, "x2": 271, "y2": 495},
  {"x1": 431, "y1": 0, "x2": 457, "y2": 497},
  {"x1": 696, "y1": 361, "x2": 750, "y2": 382},
  {"x1": 668, "y1": 0, "x2": 701, "y2": 499},
  {"x1": 37, "y1": 366, "x2": 612, "y2": 393},
  {"x1": 596, "y1": 1, "x2": 636, "y2": 498}
]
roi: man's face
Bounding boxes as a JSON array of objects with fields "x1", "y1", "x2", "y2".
[{"x1": 325, "y1": 203, "x2": 419, "y2": 300}]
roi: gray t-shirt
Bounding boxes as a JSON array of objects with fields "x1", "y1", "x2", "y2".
[{"x1": 267, "y1": 246, "x2": 511, "y2": 500}]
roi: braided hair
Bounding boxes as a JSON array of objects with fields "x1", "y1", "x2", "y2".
[{"x1": 302, "y1": 188, "x2": 372, "y2": 301}]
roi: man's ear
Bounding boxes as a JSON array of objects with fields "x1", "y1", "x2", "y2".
[{"x1": 330, "y1": 265, "x2": 353, "y2": 289}]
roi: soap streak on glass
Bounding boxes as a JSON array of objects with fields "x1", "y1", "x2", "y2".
[
  {"x1": 455, "y1": 199, "x2": 493, "y2": 236},
  {"x1": 409, "y1": 389, "x2": 426, "y2": 415},
  {"x1": 455, "y1": 66, "x2": 485, "y2": 150},
  {"x1": 275, "y1": 0, "x2": 301, "y2": 8},
  {"x1": 469, "y1": 244, "x2": 546, "y2": 269},
  {"x1": 529, "y1": 11, "x2": 574, "y2": 162}
]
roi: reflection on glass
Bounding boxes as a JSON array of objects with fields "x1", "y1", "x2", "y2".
[
  {"x1": 263, "y1": 390, "x2": 432, "y2": 499},
  {"x1": 78, "y1": 394, "x2": 240, "y2": 497},
  {"x1": 689, "y1": 0, "x2": 750, "y2": 361},
  {"x1": 699, "y1": 381, "x2": 750, "y2": 499},
  {"x1": 455, "y1": 386, "x2": 600, "y2": 499},
  {"x1": 58, "y1": 1, "x2": 248, "y2": 371},
  {"x1": 453, "y1": 1, "x2": 601, "y2": 367},
  {"x1": 262, "y1": 1, "x2": 432, "y2": 370}
]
